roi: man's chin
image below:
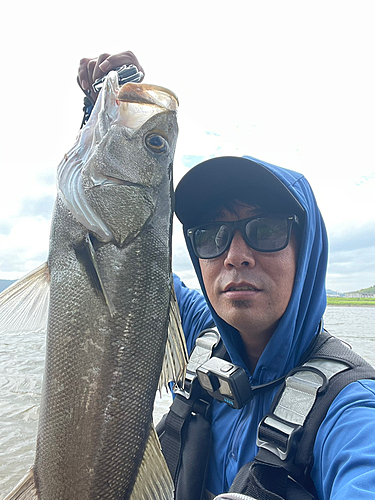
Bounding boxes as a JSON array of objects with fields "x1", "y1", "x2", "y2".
[{"x1": 230, "y1": 299, "x2": 252, "y2": 309}]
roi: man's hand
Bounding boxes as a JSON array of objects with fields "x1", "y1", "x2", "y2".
[{"x1": 77, "y1": 51, "x2": 145, "y2": 103}]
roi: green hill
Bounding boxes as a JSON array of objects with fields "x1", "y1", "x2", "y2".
[{"x1": 355, "y1": 285, "x2": 375, "y2": 294}]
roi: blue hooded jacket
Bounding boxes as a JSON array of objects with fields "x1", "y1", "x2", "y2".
[{"x1": 173, "y1": 156, "x2": 375, "y2": 498}]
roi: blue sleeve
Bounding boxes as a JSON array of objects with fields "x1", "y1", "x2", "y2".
[
  {"x1": 311, "y1": 379, "x2": 375, "y2": 499},
  {"x1": 173, "y1": 273, "x2": 213, "y2": 355}
]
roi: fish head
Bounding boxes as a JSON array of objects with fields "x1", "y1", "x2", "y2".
[{"x1": 57, "y1": 73, "x2": 178, "y2": 246}]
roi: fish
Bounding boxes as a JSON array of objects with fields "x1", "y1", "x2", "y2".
[{"x1": 1, "y1": 71, "x2": 186, "y2": 499}]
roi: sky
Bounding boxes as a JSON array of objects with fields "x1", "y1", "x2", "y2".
[{"x1": 0, "y1": 0, "x2": 374, "y2": 293}]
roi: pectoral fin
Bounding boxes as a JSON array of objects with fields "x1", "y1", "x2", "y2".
[
  {"x1": 4, "y1": 468, "x2": 38, "y2": 500},
  {"x1": 85, "y1": 233, "x2": 117, "y2": 316},
  {"x1": 0, "y1": 263, "x2": 50, "y2": 334},
  {"x1": 74, "y1": 233, "x2": 116, "y2": 317}
]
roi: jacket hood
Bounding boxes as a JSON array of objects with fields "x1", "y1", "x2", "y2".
[{"x1": 177, "y1": 155, "x2": 328, "y2": 384}]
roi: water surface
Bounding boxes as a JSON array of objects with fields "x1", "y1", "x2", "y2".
[{"x1": 1, "y1": 306, "x2": 374, "y2": 497}]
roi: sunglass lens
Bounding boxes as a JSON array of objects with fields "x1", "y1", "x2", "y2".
[
  {"x1": 246, "y1": 217, "x2": 288, "y2": 251},
  {"x1": 194, "y1": 224, "x2": 230, "y2": 258}
]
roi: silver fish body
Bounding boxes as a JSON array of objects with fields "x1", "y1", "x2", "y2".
[{"x1": 2, "y1": 75, "x2": 182, "y2": 500}]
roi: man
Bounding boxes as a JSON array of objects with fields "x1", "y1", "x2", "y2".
[
  {"x1": 78, "y1": 54, "x2": 375, "y2": 499},
  {"x1": 172, "y1": 155, "x2": 375, "y2": 499}
]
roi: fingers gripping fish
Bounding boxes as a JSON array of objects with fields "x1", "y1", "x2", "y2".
[{"x1": 1, "y1": 72, "x2": 186, "y2": 500}]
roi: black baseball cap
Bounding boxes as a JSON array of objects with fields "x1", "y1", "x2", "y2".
[{"x1": 174, "y1": 156, "x2": 305, "y2": 228}]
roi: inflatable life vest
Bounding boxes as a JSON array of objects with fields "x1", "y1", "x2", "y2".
[{"x1": 157, "y1": 328, "x2": 375, "y2": 500}]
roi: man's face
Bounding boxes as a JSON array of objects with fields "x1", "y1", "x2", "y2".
[{"x1": 199, "y1": 203, "x2": 298, "y2": 345}]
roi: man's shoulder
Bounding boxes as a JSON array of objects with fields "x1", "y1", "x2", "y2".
[
  {"x1": 329, "y1": 378, "x2": 375, "y2": 411},
  {"x1": 173, "y1": 273, "x2": 213, "y2": 354}
]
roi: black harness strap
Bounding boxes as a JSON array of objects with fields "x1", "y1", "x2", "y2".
[
  {"x1": 158, "y1": 396, "x2": 197, "y2": 481},
  {"x1": 230, "y1": 331, "x2": 375, "y2": 499},
  {"x1": 158, "y1": 328, "x2": 375, "y2": 500},
  {"x1": 293, "y1": 333, "x2": 375, "y2": 489},
  {"x1": 157, "y1": 327, "x2": 221, "y2": 500}
]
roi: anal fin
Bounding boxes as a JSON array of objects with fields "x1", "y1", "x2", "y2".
[
  {"x1": 130, "y1": 425, "x2": 174, "y2": 500},
  {"x1": 4, "y1": 468, "x2": 38, "y2": 500}
]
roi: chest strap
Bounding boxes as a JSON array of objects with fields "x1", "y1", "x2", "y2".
[
  {"x1": 230, "y1": 331, "x2": 375, "y2": 499},
  {"x1": 236, "y1": 330, "x2": 375, "y2": 499},
  {"x1": 257, "y1": 357, "x2": 349, "y2": 462}
]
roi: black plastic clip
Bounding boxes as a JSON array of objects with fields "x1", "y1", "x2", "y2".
[{"x1": 257, "y1": 414, "x2": 303, "y2": 461}]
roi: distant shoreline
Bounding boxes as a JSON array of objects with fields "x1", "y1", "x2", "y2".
[{"x1": 327, "y1": 297, "x2": 375, "y2": 307}]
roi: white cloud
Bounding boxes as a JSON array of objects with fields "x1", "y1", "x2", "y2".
[{"x1": 0, "y1": 0, "x2": 374, "y2": 293}]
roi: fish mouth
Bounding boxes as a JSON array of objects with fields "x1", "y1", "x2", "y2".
[
  {"x1": 116, "y1": 83, "x2": 178, "y2": 132},
  {"x1": 118, "y1": 83, "x2": 179, "y2": 110}
]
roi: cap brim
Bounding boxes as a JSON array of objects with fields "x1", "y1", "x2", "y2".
[{"x1": 175, "y1": 156, "x2": 305, "y2": 228}]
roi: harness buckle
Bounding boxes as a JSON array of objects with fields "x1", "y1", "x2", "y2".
[
  {"x1": 174, "y1": 327, "x2": 221, "y2": 400},
  {"x1": 257, "y1": 414, "x2": 303, "y2": 461}
]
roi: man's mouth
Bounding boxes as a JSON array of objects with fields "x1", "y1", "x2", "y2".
[
  {"x1": 223, "y1": 282, "x2": 261, "y2": 293},
  {"x1": 227, "y1": 285, "x2": 258, "y2": 291}
]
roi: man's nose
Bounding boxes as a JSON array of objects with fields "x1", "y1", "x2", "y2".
[{"x1": 223, "y1": 230, "x2": 256, "y2": 268}]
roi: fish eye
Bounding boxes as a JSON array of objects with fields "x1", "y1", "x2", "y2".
[{"x1": 145, "y1": 133, "x2": 169, "y2": 154}]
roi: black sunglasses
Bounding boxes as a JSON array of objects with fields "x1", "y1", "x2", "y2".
[{"x1": 187, "y1": 214, "x2": 299, "y2": 259}]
